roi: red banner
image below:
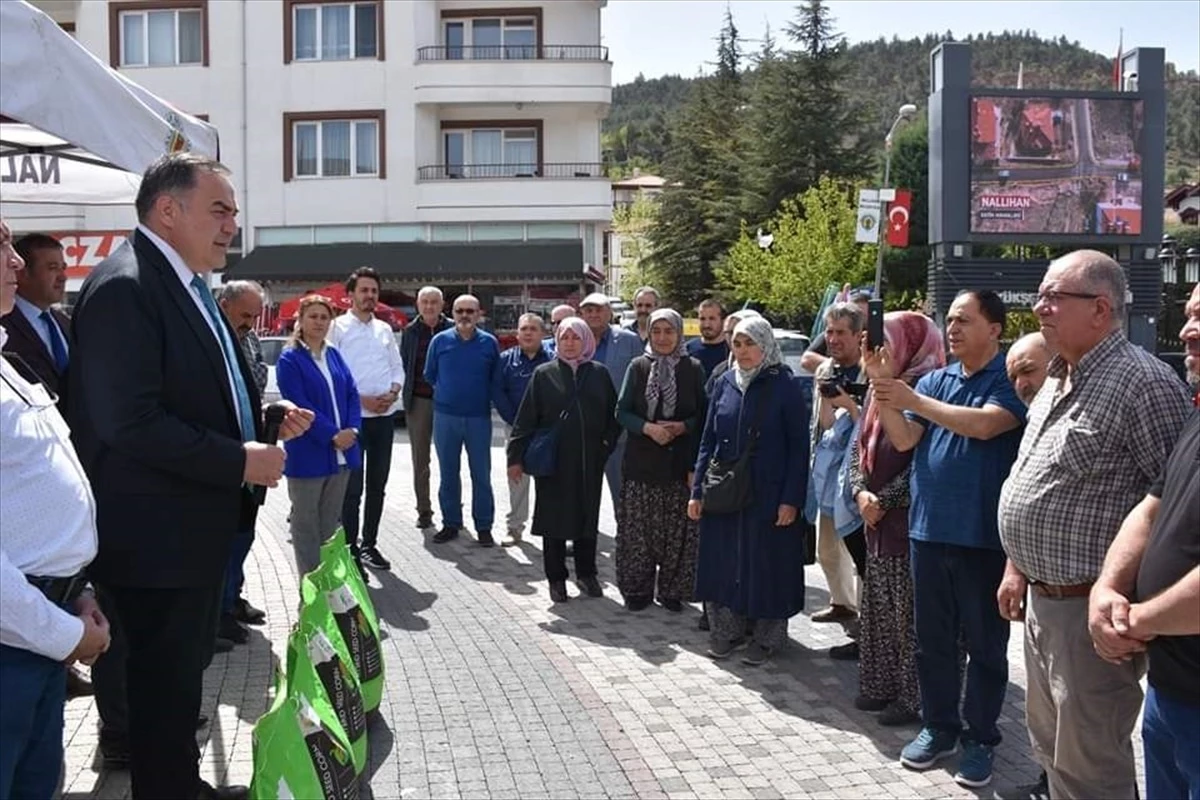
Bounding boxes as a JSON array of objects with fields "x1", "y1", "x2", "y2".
[
  {"x1": 886, "y1": 190, "x2": 912, "y2": 248},
  {"x1": 52, "y1": 230, "x2": 131, "y2": 279}
]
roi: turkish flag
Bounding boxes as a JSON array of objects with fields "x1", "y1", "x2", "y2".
[{"x1": 886, "y1": 189, "x2": 912, "y2": 248}]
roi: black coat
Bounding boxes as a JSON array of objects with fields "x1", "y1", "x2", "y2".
[
  {"x1": 400, "y1": 314, "x2": 452, "y2": 409},
  {"x1": 68, "y1": 231, "x2": 262, "y2": 588},
  {"x1": 507, "y1": 360, "x2": 619, "y2": 540},
  {"x1": 0, "y1": 305, "x2": 72, "y2": 411},
  {"x1": 617, "y1": 355, "x2": 707, "y2": 483}
]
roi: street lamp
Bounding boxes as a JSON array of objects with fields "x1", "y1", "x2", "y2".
[
  {"x1": 1186, "y1": 247, "x2": 1200, "y2": 284},
  {"x1": 874, "y1": 103, "x2": 919, "y2": 296},
  {"x1": 1160, "y1": 234, "x2": 1177, "y2": 285}
]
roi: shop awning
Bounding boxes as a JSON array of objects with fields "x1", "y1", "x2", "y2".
[{"x1": 225, "y1": 240, "x2": 584, "y2": 283}]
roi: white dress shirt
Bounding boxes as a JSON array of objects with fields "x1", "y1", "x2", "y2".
[
  {"x1": 328, "y1": 313, "x2": 404, "y2": 418},
  {"x1": 137, "y1": 224, "x2": 250, "y2": 429},
  {"x1": 14, "y1": 294, "x2": 69, "y2": 360},
  {"x1": 0, "y1": 327, "x2": 98, "y2": 661}
]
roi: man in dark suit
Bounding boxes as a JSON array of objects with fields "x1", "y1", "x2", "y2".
[{"x1": 68, "y1": 153, "x2": 311, "y2": 800}]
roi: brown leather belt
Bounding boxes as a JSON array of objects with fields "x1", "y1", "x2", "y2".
[{"x1": 1030, "y1": 581, "x2": 1094, "y2": 599}]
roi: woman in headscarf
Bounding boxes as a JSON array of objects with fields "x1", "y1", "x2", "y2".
[
  {"x1": 614, "y1": 309, "x2": 708, "y2": 612},
  {"x1": 851, "y1": 311, "x2": 946, "y2": 725},
  {"x1": 703, "y1": 308, "x2": 761, "y2": 397},
  {"x1": 688, "y1": 316, "x2": 809, "y2": 665},
  {"x1": 508, "y1": 317, "x2": 620, "y2": 603}
]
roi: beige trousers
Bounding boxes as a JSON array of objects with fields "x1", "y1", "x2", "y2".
[
  {"x1": 816, "y1": 513, "x2": 859, "y2": 611},
  {"x1": 1024, "y1": 591, "x2": 1145, "y2": 800},
  {"x1": 407, "y1": 396, "x2": 434, "y2": 519},
  {"x1": 504, "y1": 423, "x2": 531, "y2": 533}
]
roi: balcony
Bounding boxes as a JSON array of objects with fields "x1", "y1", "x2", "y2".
[
  {"x1": 413, "y1": 45, "x2": 611, "y2": 106},
  {"x1": 416, "y1": 162, "x2": 605, "y2": 181},
  {"x1": 414, "y1": 163, "x2": 611, "y2": 223}
]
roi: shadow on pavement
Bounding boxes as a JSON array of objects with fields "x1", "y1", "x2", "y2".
[
  {"x1": 420, "y1": 529, "x2": 544, "y2": 598},
  {"x1": 367, "y1": 567, "x2": 436, "y2": 633},
  {"x1": 359, "y1": 711, "x2": 396, "y2": 799}
]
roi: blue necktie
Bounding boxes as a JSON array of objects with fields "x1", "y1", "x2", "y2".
[
  {"x1": 191, "y1": 275, "x2": 257, "y2": 442},
  {"x1": 40, "y1": 310, "x2": 69, "y2": 374}
]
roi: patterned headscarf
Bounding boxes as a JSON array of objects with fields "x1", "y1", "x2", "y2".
[
  {"x1": 731, "y1": 317, "x2": 781, "y2": 392},
  {"x1": 554, "y1": 316, "x2": 596, "y2": 370},
  {"x1": 860, "y1": 311, "x2": 946, "y2": 473},
  {"x1": 644, "y1": 308, "x2": 686, "y2": 419}
]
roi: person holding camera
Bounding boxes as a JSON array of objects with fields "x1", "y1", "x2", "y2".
[{"x1": 806, "y1": 302, "x2": 868, "y2": 638}]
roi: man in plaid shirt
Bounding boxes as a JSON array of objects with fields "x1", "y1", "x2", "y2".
[{"x1": 998, "y1": 251, "x2": 1191, "y2": 800}]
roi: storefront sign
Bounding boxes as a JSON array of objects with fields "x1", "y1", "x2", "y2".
[{"x1": 52, "y1": 230, "x2": 130, "y2": 279}]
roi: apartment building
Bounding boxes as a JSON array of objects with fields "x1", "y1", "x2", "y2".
[{"x1": 15, "y1": 0, "x2": 612, "y2": 329}]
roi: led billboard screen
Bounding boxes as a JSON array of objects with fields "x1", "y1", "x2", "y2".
[{"x1": 969, "y1": 96, "x2": 1144, "y2": 236}]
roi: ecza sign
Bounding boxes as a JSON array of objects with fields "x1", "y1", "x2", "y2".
[{"x1": 52, "y1": 231, "x2": 130, "y2": 279}]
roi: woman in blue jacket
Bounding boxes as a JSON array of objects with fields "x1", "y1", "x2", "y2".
[
  {"x1": 688, "y1": 316, "x2": 809, "y2": 666},
  {"x1": 276, "y1": 295, "x2": 362, "y2": 575}
]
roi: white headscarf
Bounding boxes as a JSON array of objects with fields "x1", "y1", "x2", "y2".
[{"x1": 731, "y1": 317, "x2": 780, "y2": 392}]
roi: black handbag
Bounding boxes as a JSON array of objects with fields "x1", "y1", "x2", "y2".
[
  {"x1": 701, "y1": 375, "x2": 772, "y2": 514},
  {"x1": 523, "y1": 369, "x2": 587, "y2": 478}
]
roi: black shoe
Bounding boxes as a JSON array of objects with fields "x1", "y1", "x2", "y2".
[
  {"x1": 829, "y1": 641, "x2": 860, "y2": 661},
  {"x1": 854, "y1": 695, "x2": 890, "y2": 712},
  {"x1": 66, "y1": 665, "x2": 94, "y2": 698},
  {"x1": 433, "y1": 526, "x2": 459, "y2": 544},
  {"x1": 234, "y1": 597, "x2": 266, "y2": 626},
  {"x1": 549, "y1": 581, "x2": 569, "y2": 603},
  {"x1": 197, "y1": 781, "x2": 249, "y2": 800},
  {"x1": 624, "y1": 596, "x2": 652, "y2": 611},
  {"x1": 197, "y1": 715, "x2": 209, "y2": 729},
  {"x1": 577, "y1": 576, "x2": 603, "y2": 598},
  {"x1": 878, "y1": 703, "x2": 920, "y2": 727},
  {"x1": 99, "y1": 736, "x2": 130, "y2": 770},
  {"x1": 416, "y1": 515, "x2": 434, "y2": 529},
  {"x1": 698, "y1": 610, "x2": 711, "y2": 631},
  {"x1": 476, "y1": 529, "x2": 495, "y2": 548},
  {"x1": 218, "y1": 614, "x2": 249, "y2": 645},
  {"x1": 361, "y1": 546, "x2": 392, "y2": 570},
  {"x1": 213, "y1": 636, "x2": 235, "y2": 654},
  {"x1": 661, "y1": 598, "x2": 683, "y2": 613}
]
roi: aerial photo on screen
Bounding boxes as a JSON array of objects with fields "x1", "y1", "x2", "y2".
[{"x1": 969, "y1": 95, "x2": 1144, "y2": 236}]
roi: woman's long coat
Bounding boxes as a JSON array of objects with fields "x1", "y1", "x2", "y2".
[
  {"x1": 507, "y1": 360, "x2": 619, "y2": 541},
  {"x1": 690, "y1": 365, "x2": 810, "y2": 619}
]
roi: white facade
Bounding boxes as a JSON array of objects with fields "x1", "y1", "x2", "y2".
[{"x1": 8, "y1": 0, "x2": 612, "y2": 295}]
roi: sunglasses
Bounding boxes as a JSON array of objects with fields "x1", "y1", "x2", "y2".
[{"x1": 454, "y1": 308, "x2": 478, "y2": 316}]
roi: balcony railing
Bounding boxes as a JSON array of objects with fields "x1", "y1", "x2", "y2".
[
  {"x1": 416, "y1": 44, "x2": 608, "y2": 62},
  {"x1": 417, "y1": 162, "x2": 605, "y2": 181}
]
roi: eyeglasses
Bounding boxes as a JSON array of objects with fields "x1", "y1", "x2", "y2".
[
  {"x1": 454, "y1": 308, "x2": 478, "y2": 316},
  {"x1": 1035, "y1": 290, "x2": 1100, "y2": 307}
]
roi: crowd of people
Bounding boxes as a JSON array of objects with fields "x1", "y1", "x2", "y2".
[{"x1": 0, "y1": 151, "x2": 1198, "y2": 800}]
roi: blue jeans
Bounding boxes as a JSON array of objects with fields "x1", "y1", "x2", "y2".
[
  {"x1": 432, "y1": 412, "x2": 493, "y2": 530},
  {"x1": 1144, "y1": 685, "x2": 1200, "y2": 800},
  {"x1": 910, "y1": 539, "x2": 1010, "y2": 745},
  {"x1": 221, "y1": 527, "x2": 255, "y2": 615},
  {"x1": 0, "y1": 644, "x2": 66, "y2": 799},
  {"x1": 342, "y1": 414, "x2": 395, "y2": 549}
]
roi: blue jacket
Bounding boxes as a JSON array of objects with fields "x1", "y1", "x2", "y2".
[
  {"x1": 594, "y1": 325, "x2": 643, "y2": 394},
  {"x1": 492, "y1": 343, "x2": 552, "y2": 425},
  {"x1": 276, "y1": 343, "x2": 362, "y2": 478},
  {"x1": 423, "y1": 327, "x2": 500, "y2": 418}
]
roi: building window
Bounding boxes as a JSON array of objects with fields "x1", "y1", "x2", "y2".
[
  {"x1": 284, "y1": 111, "x2": 386, "y2": 181},
  {"x1": 443, "y1": 16, "x2": 536, "y2": 60},
  {"x1": 443, "y1": 126, "x2": 538, "y2": 178},
  {"x1": 110, "y1": 2, "x2": 207, "y2": 68},
  {"x1": 286, "y1": 1, "x2": 382, "y2": 63}
]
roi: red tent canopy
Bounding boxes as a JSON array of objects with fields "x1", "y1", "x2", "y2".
[{"x1": 276, "y1": 283, "x2": 406, "y2": 328}]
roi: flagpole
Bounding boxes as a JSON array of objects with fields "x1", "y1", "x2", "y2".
[{"x1": 874, "y1": 104, "x2": 917, "y2": 296}]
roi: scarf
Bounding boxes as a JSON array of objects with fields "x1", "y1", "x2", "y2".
[
  {"x1": 554, "y1": 316, "x2": 596, "y2": 370},
  {"x1": 860, "y1": 311, "x2": 946, "y2": 473},
  {"x1": 643, "y1": 308, "x2": 686, "y2": 419},
  {"x1": 731, "y1": 317, "x2": 781, "y2": 392}
]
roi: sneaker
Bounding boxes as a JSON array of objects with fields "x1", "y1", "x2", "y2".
[
  {"x1": 879, "y1": 702, "x2": 921, "y2": 727},
  {"x1": 829, "y1": 641, "x2": 860, "y2": 661},
  {"x1": 811, "y1": 604, "x2": 857, "y2": 623},
  {"x1": 741, "y1": 643, "x2": 772, "y2": 666},
  {"x1": 900, "y1": 727, "x2": 959, "y2": 770},
  {"x1": 706, "y1": 637, "x2": 746, "y2": 660},
  {"x1": 577, "y1": 576, "x2": 603, "y2": 598},
  {"x1": 360, "y1": 547, "x2": 392, "y2": 570},
  {"x1": 549, "y1": 581, "x2": 569, "y2": 603},
  {"x1": 476, "y1": 530, "x2": 495, "y2": 548},
  {"x1": 954, "y1": 740, "x2": 995, "y2": 788},
  {"x1": 433, "y1": 526, "x2": 459, "y2": 544},
  {"x1": 854, "y1": 695, "x2": 890, "y2": 712},
  {"x1": 501, "y1": 530, "x2": 523, "y2": 547}
]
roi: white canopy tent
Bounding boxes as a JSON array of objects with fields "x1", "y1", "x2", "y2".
[{"x1": 0, "y1": 0, "x2": 219, "y2": 205}]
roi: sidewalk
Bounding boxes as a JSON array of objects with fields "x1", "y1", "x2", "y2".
[{"x1": 62, "y1": 428, "x2": 1137, "y2": 799}]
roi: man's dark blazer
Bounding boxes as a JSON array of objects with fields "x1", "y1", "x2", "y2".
[
  {"x1": 0, "y1": 303, "x2": 72, "y2": 410},
  {"x1": 68, "y1": 230, "x2": 262, "y2": 588}
]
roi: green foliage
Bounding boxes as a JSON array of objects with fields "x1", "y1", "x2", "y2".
[
  {"x1": 611, "y1": 194, "x2": 662, "y2": 298},
  {"x1": 1164, "y1": 222, "x2": 1200, "y2": 252},
  {"x1": 715, "y1": 177, "x2": 876, "y2": 328},
  {"x1": 879, "y1": 117, "x2": 931, "y2": 297}
]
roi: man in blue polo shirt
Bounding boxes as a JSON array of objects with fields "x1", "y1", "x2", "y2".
[
  {"x1": 867, "y1": 289, "x2": 1025, "y2": 789},
  {"x1": 492, "y1": 312, "x2": 552, "y2": 546},
  {"x1": 425, "y1": 294, "x2": 501, "y2": 546}
]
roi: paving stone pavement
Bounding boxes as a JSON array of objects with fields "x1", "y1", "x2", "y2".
[{"x1": 62, "y1": 423, "x2": 1144, "y2": 799}]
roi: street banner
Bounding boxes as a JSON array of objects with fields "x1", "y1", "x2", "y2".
[
  {"x1": 886, "y1": 189, "x2": 912, "y2": 248},
  {"x1": 855, "y1": 189, "x2": 881, "y2": 244}
]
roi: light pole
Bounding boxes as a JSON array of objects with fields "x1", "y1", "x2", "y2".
[{"x1": 873, "y1": 103, "x2": 919, "y2": 297}]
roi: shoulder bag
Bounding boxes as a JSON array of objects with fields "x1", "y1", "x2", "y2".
[
  {"x1": 523, "y1": 368, "x2": 588, "y2": 478},
  {"x1": 701, "y1": 372, "x2": 774, "y2": 514}
]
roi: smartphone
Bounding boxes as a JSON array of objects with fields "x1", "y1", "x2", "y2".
[{"x1": 867, "y1": 299, "x2": 885, "y2": 350}]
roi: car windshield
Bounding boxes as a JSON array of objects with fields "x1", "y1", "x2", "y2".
[{"x1": 259, "y1": 337, "x2": 287, "y2": 366}]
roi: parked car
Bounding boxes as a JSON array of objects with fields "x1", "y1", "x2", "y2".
[
  {"x1": 774, "y1": 329, "x2": 812, "y2": 376},
  {"x1": 258, "y1": 335, "x2": 287, "y2": 405}
]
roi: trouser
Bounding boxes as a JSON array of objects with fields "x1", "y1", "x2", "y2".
[
  {"x1": 407, "y1": 397, "x2": 435, "y2": 520},
  {"x1": 603, "y1": 435, "x2": 626, "y2": 516},
  {"x1": 102, "y1": 582, "x2": 223, "y2": 799},
  {"x1": 1024, "y1": 591, "x2": 1145, "y2": 800},
  {"x1": 289, "y1": 469, "x2": 352, "y2": 575},
  {"x1": 816, "y1": 513, "x2": 859, "y2": 610},
  {"x1": 1143, "y1": 685, "x2": 1200, "y2": 800},
  {"x1": 341, "y1": 414, "x2": 395, "y2": 549},
  {"x1": 221, "y1": 527, "x2": 255, "y2": 615},
  {"x1": 92, "y1": 584, "x2": 130, "y2": 742},
  {"x1": 432, "y1": 411, "x2": 494, "y2": 530},
  {"x1": 910, "y1": 540, "x2": 1009, "y2": 745},
  {"x1": 543, "y1": 537, "x2": 598, "y2": 582},
  {"x1": 0, "y1": 644, "x2": 66, "y2": 799},
  {"x1": 504, "y1": 423, "x2": 532, "y2": 533}
]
